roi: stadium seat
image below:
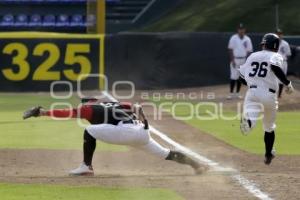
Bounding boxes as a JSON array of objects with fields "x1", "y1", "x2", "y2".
[
  {"x1": 1, "y1": 14, "x2": 14, "y2": 26},
  {"x1": 15, "y1": 14, "x2": 28, "y2": 26},
  {"x1": 70, "y1": 14, "x2": 84, "y2": 27},
  {"x1": 43, "y1": 14, "x2": 55, "y2": 26},
  {"x1": 56, "y1": 14, "x2": 69, "y2": 27},
  {"x1": 29, "y1": 14, "x2": 42, "y2": 26}
]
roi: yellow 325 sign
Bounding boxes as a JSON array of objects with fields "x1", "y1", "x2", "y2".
[
  {"x1": 2, "y1": 43, "x2": 91, "y2": 81},
  {"x1": 0, "y1": 36, "x2": 101, "y2": 82}
]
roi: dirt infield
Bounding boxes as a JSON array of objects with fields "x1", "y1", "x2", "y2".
[{"x1": 0, "y1": 85, "x2": 299, "y2": 200}]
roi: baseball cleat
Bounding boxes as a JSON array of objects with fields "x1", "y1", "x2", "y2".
[
  {"x1": 69, "y1": 163, "x2": 94, "y2": 176},
  {"x1": 236, "y1": 93, "x2": 243, "y2": 99},
  {"x1": 264, "y1": 154, "x2": 275, "y2": 165},
  {"x1": 240, "y1": 116, "x2": 252, "y2": 135},
  {"x1": 226, "y1": 93, "x2": 234, "y2": 100},
  {"x1": 264, "y1": 149, "x2": 276, "y2": 165},
  {"x1": 23, "y1": 106, "x2": 42, "y2": 120}
]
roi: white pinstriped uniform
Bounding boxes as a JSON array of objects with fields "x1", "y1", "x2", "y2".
[
  {"x1": 239, "y1": 50, "x2": 284, "y2": 132},
  {"x1": 228, "y1": 34, "x2": 253, "y2": 80},
  {"x1": 278, "y1": 39, "x2": 291, "y2": 75}
]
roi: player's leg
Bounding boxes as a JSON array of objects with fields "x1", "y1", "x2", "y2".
[
  {"x1": 85, "y1": 122, "x2": 206, "y2": 174},
  {"x1": 262, "y1": 99, "x2": 278, "y2": 165},
  {"x1": 69, "y1": 130, "x2": 95, "y2": 176},
  {"x1": 230, "y1": 80, "x2": 236, "y2": 94},
  {"x1": 165, "y1": 151, "x2": 206, "y2": 174},
  {"x1": 227, "y1": 61, "x2": 240, "y2": 99},
  {"x1": 235, "y1": 58, "x2": 245, "y2": 98},
  {"x1": 137, "y1": 137, "x2": 170, "y2": 158},
  {"x1": 86, "y1": 122, "x2": 150, "y2": 145},
  {"x1": 227, "y1": 63, "x2": 236, "y2": 99},
  {"x1": 138, "y1": 137, "x2": 206, "y2": 174},
  {"x1": 240, "y1": 91, "x2": 261, "y2": 134},
  {"x1": 264, "y1": 131, "x2": 275, "y2": 165},
  {"x1": 70, "y1": 122, "x2": 141, "y2": 176},
  {"x1": 236, "y1": 79, "x2": 241, "y2": 93}
]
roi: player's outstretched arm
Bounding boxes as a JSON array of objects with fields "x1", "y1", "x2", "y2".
[
  {"x1": 23, "y1": 106, "x2": 43, "y2": 119},
  {"x1": 23, "y1": 105, "x2": 93, "y2": 121},
  {"x1": 271, "y1": 65, "x2": 294, "y2": 94}
]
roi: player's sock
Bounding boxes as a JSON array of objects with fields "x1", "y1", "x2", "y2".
[
  {"x1": 166, "y1": 151, "x2": 199, "y2": 169},
  {"x1": 83, "y1": 130, "x2": 96, "y2": 166},
  {"x1": 236, "y1": 80, "x2": 242, "y2": 93},
  {"x1": 230, "y1": 80, "x2": 235, "y2": 93},
  {"x1": 278, "y1": 84, "x2": 284, "y2": 98},
  {"x1": 264, "y1": 131, "x2": 275, "y2": 156}
]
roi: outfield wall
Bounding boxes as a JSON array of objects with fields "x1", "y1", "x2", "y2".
[
  {"x1": 106, "y1": 32, "x2": 300, "y2": 89},
  {"x1": 0, "y1": 32, "x2": 299, "y2": 91}
]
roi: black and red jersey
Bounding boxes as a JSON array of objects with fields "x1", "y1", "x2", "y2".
[{"x1": 46, "y1": 102, "x2": 135, "y2": 125}]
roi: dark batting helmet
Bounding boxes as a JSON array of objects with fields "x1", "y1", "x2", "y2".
[{"x1": 260, "y1": 33, "x2": 280, "y2": 51}]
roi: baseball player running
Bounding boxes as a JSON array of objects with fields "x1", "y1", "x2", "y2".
[
  {"x1": 228, "y1": 23, "x2": 253, "y2": 99},
  {"x1": 239, "y1": 33, "x2": 294, "y2": 165},
  {"x1": 276, "y1": 29, "x2": 292, "y2": 98},
  {"x1": 23, "y1": 98, "x2": 205, "y2": 176}
]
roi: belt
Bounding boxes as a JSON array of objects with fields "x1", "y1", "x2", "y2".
[
  {"x1": 123, "y1": 119, "x2": 149, "y2": 130},
  {"x1": 249, "y1": 85, "x2": 276, "y2": 94},
  {"x1": 235, "y1": 56, "x2": 246, "y2": 59},
  {"x1": 122, "y1": 119, "x2": 134, "y2": 124}
]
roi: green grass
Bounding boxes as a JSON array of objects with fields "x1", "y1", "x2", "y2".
[
  {"x1": 0, "y1": 93, "x2": 127, "y2": 151},
  {"x1": 155, "y1": 100, "x2": 300, "y2": 155},
  {"x1": 144, "y1": 0, "x2": 300, "y2": 35},
  {"x1": 0, "y1": 183, "x2": 183, "y2": 200}
]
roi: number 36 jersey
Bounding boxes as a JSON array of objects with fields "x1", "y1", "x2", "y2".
[{"x1": 239, "y1": 50, "x2": 284, "y2": 91}]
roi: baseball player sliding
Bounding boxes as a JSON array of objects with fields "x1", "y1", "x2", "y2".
[
  {"x1": 228, "y1": 23, "x2": 253, "y2": 99},
  {"x1": 23, "y1": 99, "x2": 206, "y2": 176},
  {"x1": 239, "y1": 33, "x2": 294, "y2": 165}
]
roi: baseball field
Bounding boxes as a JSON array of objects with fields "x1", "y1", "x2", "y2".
[{"x1": 1, "y1": 84, "x2": 299, "y2": 200}]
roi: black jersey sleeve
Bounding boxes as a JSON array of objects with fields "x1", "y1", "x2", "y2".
[
  {"x1": 271, "y1": 65, "x2": 290, "y2": 86},
  {"x1": 239, "y1": 77, "x2": 247, "y2": 86}
]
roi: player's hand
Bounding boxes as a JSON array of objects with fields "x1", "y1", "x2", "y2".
[{"x1": 285, "y1": 82, "x2": 294, "y2": 94}]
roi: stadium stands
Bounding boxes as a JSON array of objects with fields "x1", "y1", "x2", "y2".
[
  {"x1": 106, "y1": 0, "x2": 150, "y2": 23},
  {"x1": 0, "y1": 0, "x2": 152, "y2": 32},
  {"x1": 43, "y1": 15, "x2": 56, "y2": 27},
  {"x1": 1, "y1": 14, "x2": 14, "y2": 26}
]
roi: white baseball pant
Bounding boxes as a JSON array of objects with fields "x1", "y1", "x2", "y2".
[
  {"x1": 281, "y1": 61, "x2": 288, "y2": 75},
  {"x1": 230, "y1": 58, "x2": 246, "y2": 80},
  {"x1": 86, "y1": 121, "x2": 170, "y2": 159},
  {"x1": 243, "y1": 87, "x2": 278, "y2": 132}
]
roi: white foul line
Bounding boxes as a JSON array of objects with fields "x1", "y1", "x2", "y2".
[
  {"x1": 150, "y1": 126, "x2": 272, "y2": 200},
  {"x1": 102, "y1": 91, "x2": 273, "y2": 200}
]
